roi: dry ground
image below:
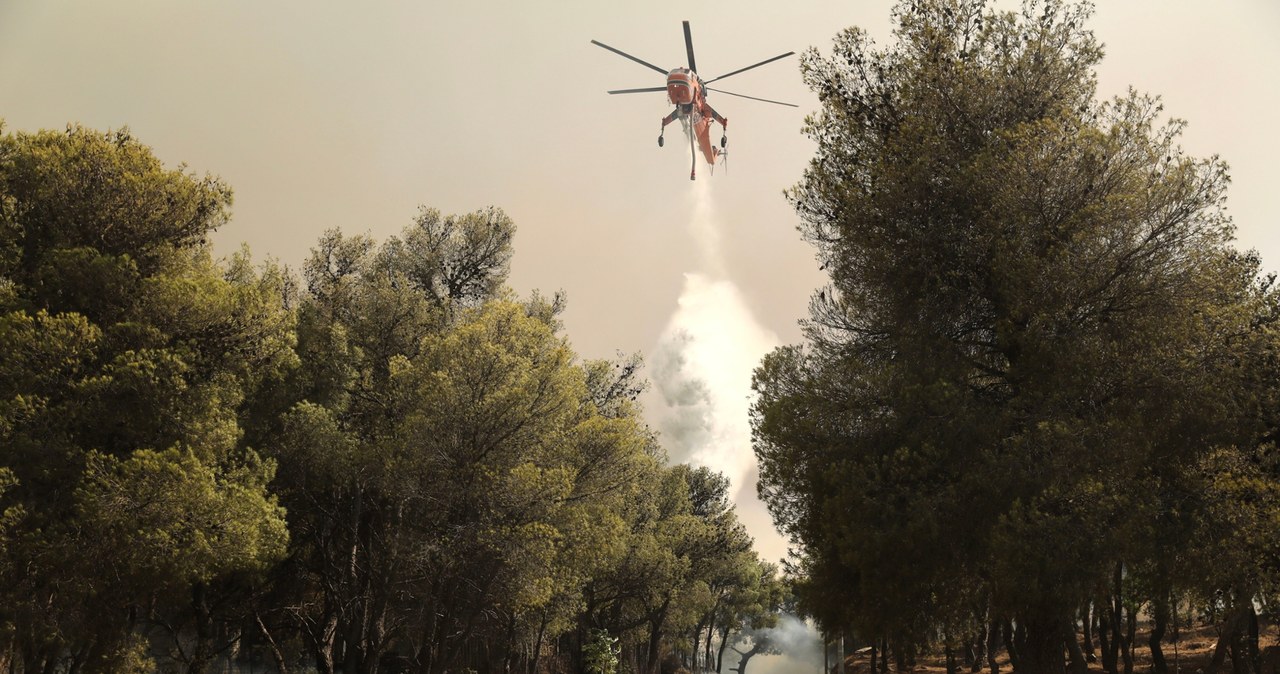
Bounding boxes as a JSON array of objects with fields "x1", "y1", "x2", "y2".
[{"x1": 836, "y1": 622, "x2": 1280, "y2": 674}]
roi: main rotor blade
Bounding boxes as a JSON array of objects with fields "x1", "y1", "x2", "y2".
[
  {"x1": 704, "y1": 52, "x2": 796, "y2": 84},
  {"x1": 682, "y1": 21, "x2": 697, "y2": 74},
  {"x1": 607, "y1": 87, "x2": 668, "y2": 95},
  {"x1": 706, "y1": 87, "x2": 798, "y2": 108},
  {"x1": 591, "y1": 40, "x2": 668, "y2": 76}
]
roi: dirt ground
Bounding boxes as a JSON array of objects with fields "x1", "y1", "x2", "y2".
[{"x1": 835, "y1": 622, "x2": 1280, "y2": 674}]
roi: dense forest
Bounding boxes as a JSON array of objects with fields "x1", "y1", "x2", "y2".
[
  {"x1": 753, "y1": 2, "x2": 1280, "y2": 674},
  {"x1": 0, "y1": 126, "x2": 783, "y2": 673},
  {"x1": 6, "y1": 1, "x2": 1280, "y2": 674}
]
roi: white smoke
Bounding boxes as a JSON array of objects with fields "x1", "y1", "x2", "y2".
[
  {"x1": 649, "y1": 183, "x2": 826, "y2": 674},
  {"x1": 742, "y1": 614, "x2": 825, "y2": 674},
  {"x1": 650, "y1": 180, "x2": 778, "y2": 501}
]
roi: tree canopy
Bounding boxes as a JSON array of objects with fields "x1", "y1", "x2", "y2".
[
  {"x1": 0, "y1": 123, "x2": 782, "y2": 674},
  {"x1": 0, "y1": 125, "x2": 294, "y2": 673},
  {"x1": 754, "y1": 1, "x2": 1280, "y2": 674}
]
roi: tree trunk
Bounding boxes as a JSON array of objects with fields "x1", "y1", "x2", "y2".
[
  {"x1": 716, "y1": 626, "x2": 731, "y2": 673},
  {"x1": 189, "y1": 581, "x2": 214, "y2": 674},
  {"x1": 1171, "y1": 591, "x2": 1181, "y2": 674},
  {"x1": 501, "y1": 615, "x2": 518, "y2": 674},
  {"x1": 1002, "y1": 619, "x2": 1019, "y2": 673},
  {"x1": 732, "y1": 641, "x2": 764, "y2": 674},
  {"x1": 647, "y1": 598, "x2": 672, "y2": 674},
  {"x1": 345, "y1": 606, "x2": 366, "y2": 674},
  {"x1": 19, "y1": 635, "x2": 38, "y2": 674},
  {"x1": 1248, "y1": 605, "x2": 1261, "y2": 674},
  {"x1": 1150, "y1": 594, "x2": 1169, "y2": 674},
  {"x1": 711, "y1": 619, "x2": 721, "y2": 670},
  {"x1": 67, "y1": 641, "x2": 92, "y2": 674},
  {"x1": 364, "y1": 581, "x2": 392, "y2": 674},
  {"x1": 1064, "y1": 615, "x2": 1086, "y2": 674},
  {"x1": 530, "y1": 610, "x2": 550, "y2": 674},
  {"x1": 0, "y1": 635, "x2": 13, "y2": 674},
  {"x1": 987, "y1": 621, "x2": 1001, "y2": 674},
  {"x1": 1097, "y1": 596, "x2": 1116, "y2": 674},
  {"x1": 315, "y1": 610, "x2": 340, "y2": 674},
  {"x1": 1205, "y1": 606, "x2": 1252, "y2": 674},
  {"x1": 970, "y1": 625, "x2": 987, "y2": 673},
  {"x1": 1080, "y1": 603, "x2": 1095, "y2": 663},
  {"x1": 1121, "y1": 605, "x2": 1136, "y2": 674},
  {"x1": 1108, "y1": 564, "x2": 1123, "y2": 674},
  {"x1": 693, "y1": 621, "x2": 704, "y2": 671},
  {"x1": 256, "y1": 609, "x2": 291, "y2": 674},
  {"x1": 1017, "y1": 611, "x2": 1066, "y2": 674}
]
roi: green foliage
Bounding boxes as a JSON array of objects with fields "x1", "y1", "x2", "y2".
[
  {"x1": 584, "y1": 628, "x2": 620, "y2": 674},
  {"x1": 268, "y1": 218, "x2": 672, "y2": 674},
  {"x1": 0, "y1": 121, "x2": 779, "y2": 674},
  {"x1": 77, "y1": 447, "x2": 287, "y2": 585},
  {"x1": 0, "y1": 123, "x2": 294, "y2": 673},
  {"x1": 99, "y1": 634, "x2": 157, "y2": 674},
  {"x1": 755, "y1": 0, "x2": 1280, "y2": 664},
  {"x1": 0, "y1": 125, "x2": 230, "y2": 288}
]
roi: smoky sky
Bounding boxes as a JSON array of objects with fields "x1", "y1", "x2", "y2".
[{"x1": 3, "y1": 1, "x2": 1276, "y2": 368}]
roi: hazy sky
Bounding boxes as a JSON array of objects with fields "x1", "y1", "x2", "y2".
[{"x1": 3, "y1": 0, "x2": 1278, "y2": 565}]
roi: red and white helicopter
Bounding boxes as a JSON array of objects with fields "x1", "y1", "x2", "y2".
[{"x1": 592, "y1": 21, "x2": 796, "y2": 180}]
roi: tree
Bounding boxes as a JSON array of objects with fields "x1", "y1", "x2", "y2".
[
  {"x1": 729, "y1": 627, "x2": 780, "y2": 674},
  {"x1": 0, "y1": 125, "x2": 293, "y2": 673},
  {"x1": 268, "y1": 218, "x2": 661, "y2": 674},
  {"x1": 400, "y1": 206, "x2": 515, "y2": 312},
  {"x1": 0, "y1": 121, "x2": 786, "y2": 674},
  {"x1": 399, "y1": 298, "x2": 653, "y2": 674},
  {"x1": 753, "y1": 2, "x2": 1277, "y2": 673},
  {"x1": 572, "y1": 461, "x2": 768, "y2": 674},
  {"x1": 722, "y1": 562, "x2": 786, "y2": 674},
  {"x1": 583, "y1": 629, "x2": 619, "y2": 674}
]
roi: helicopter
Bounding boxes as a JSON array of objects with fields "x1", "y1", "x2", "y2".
[{"x1": 592, "y1": 21, "x2": 796, "y2": 180}]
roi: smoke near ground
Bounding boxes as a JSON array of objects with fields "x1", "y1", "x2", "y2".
[
  {"x1": 724, "y1": 614, "x2": 825, "y2": 674},
  {"x1": 649, "y1": 183, "x2": 824, "y2": 674}
]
